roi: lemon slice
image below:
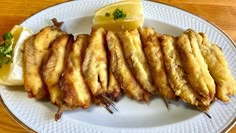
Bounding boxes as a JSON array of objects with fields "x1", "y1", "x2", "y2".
[
  {"x1": 93, "y1": 0, "x2": 144, "y2": 31},
  {"x1": 0, "y1": 25, "x2": 34, "y2": 86}
]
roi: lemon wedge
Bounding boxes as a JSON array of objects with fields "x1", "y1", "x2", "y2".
[
  {"x1": 0, "y1": 25, "x2": 33, "y2": 86},
  {"x1": 93, "y1": 0, "x2": 144, "y2": 31}
]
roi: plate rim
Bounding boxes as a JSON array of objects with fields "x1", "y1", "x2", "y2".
[{"x1": 0, "y1": 0, "x2": 235, "y2": 132}]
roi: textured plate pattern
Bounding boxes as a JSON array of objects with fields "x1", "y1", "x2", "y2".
[{"x1": 0, "y1": 0, "x2": 236, "y2": 133}]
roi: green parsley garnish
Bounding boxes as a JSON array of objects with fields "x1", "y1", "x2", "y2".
[
  {"x1": 105, "y1": 12, "x2": 110, "y2": 17},
  {"x1": 0, "y1": 32, "x2": 14, "y2": 68},
  {"x1": 112, "y1": 8, "x2": 126, "y2": 20}
]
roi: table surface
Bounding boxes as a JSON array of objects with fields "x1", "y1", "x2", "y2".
[{"x1": 0, "y1": 0, "x2": 235, "y2": 132}]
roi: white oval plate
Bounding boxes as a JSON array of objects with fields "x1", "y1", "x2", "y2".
[{"x1": 0, "y1": 0, "x2": 236, "y2": 132}]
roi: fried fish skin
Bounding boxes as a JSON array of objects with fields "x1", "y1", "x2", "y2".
[
  {"x1": 139, "y1": 28, "x2": 176, "y2": 99},
  {"x1": 177, "y1": 32, "x2": 213, "y2": 105},
  {"x1": 199, "y1": 32, "x2": 236, "y2": 102},
  {"x1": 106, "y1": 31, "x2": 150, "y2": 102},
  {"x1": 23, "y1": 35, "x2": 40, "y2": 96},
  {"x1": 117, "y1": 29, "x2": 157, "y2": 95},
  {"x1": 42, "y1": 34, "x2": 71, "y2": 107},
  {"x1": 160, "y1": 34, "x2": 200, "y2": 106},
  {"x1": 185, "y1": 29, "x2": 216, "y2": 100},
  {"x1": 60, "y1": 34, "x2": 92, "y2": 108},
  {"x1": 107, "y1": 63, "x2": 122, "y2": 102},
  {"x1": 82, "y1": 27, "x2": 108, "y2": 103},
  {"x1": 24, "y1": 26, "x2": 65, "y2": 99}
]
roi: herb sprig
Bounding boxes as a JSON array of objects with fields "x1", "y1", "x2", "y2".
[
  {"x1": 0, "y1": 32, "x2": 14, "y2": 68},
  {"x1": 113, "y1": 8, "x2": 126, "y2": 20},
  {"x1": 105, "y1": 8, "x2": 127, "y2": 20}
]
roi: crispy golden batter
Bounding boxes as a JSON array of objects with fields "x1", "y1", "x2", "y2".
[
  {"x1": 117, "y1": 29, "x2": 157, "y2": 95},
  {"x1": 199, "y1": 32, "x2": 236, "y2": 102},
  {"x1": 160, "y1": 34, "x2": 200, "y2": 106},
  {"x1": 107, "y1": 63, "x2": 122, "y2": 102},
  {"x1": 177, "y1": 31, "x2": 215, "y2": 105},
  {"x1": 139, "y1": 28, "x2": 176, "y2": 99},
  {"x1": 42, "y1": 34, "x2": 70, "y2": 107},
  {"x1": 82, "y1": 27, "x2": 109, "y2": 103},
  {"x1": 60, "y1": 34, "x2": 92, "y2": 108},
  {"x1": 23, "y1": 19, "x2": 236, "y2": 118},
  {"x1": 107, "y1": 31, "x2": 150, "y2": 102},
  {"x1": 185, "y1": 29, "x2": 216, "y2": 100},
  {"x1": 24, "y1": 26, "x2": 65, "y2": 99},
  {"x1": 23, "y1": 35, "x2": 40, "y2": 96}
]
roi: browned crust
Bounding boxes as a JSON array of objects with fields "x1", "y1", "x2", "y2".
[
  {"x1": 107, "y1": 49, "x2": 122, "y2": 102},
  {"x1": 185, "y1": 29, "x2": 216, "y2": 100},
  {"x1": 117, "y1": 29, "x2": 157, "y2": 95},
  {"x1": 107, "y1": 31, "x2": 150, "y2": 102},
  {"x1": 23, "y1": 25, "x2": 65, "y2": 99},
  {"x1": 40, "y1": 34, "x2": 73, "y2": 121},
  {"x1": 176, "y1": 32, "x2": 212, "y2": 106},
  {"x1": 107, "y1": 68, "x2": 122, "y2": 102},
  {"x1": 23, "y1": 35, "x2": 48, "y2": 99},
  {"x1": 60, "y1": 34, "x2": 92, "y2": 109},
  {"x1": 82, "y1": 28, "x2": 108, "y2": 97},
  {"x1": 199, "y1": 32, "x2": 236, "y2": 102},
  {"x1": 139, "y1": 28, "x2": 176, "y2": 99}
]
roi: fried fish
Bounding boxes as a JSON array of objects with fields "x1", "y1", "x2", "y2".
[
  {"x1": 185, "y1": 29, "x2": 216, "y2": 100},
  {"x1": 199, "y1": 32, "x2": 236, "y2": 102},
  {"x1": 42, "y1": 34, "x2": 70, "y2": 105},
  {"x1": 160, "y1": 35, "x2": 199, "y2": 105},
  {"x1": 117, "y1": 29, "x2": 157, "y2": 95},
  {"x1": 42, "y1": 34, "x2": 74, "y2": 120},
  {"x1": 160, "y1": 34, "x2": 211, "y2": 110},
  {"x1": 24, "y1": 24, "x2": 65, "y2": 99},
  {"x1": 139, "y1": 28, "x2": 176, "y2": 99},
  {"x1": 176, "y1": 30, "x2": 215, "y2": 105},
  {"x1": 106, "y1": 31, "x2": 150, "y2": 102},
  {"x1": 82, "y1": 27, "x2": 114, "y2": 112},
  {"x1": 60, "y1": 34, "x2": 92, "y2": 109}
]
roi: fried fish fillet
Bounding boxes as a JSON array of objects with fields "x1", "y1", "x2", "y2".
[
  {"x1": 176, "y1": 31, "x2": 215, "y2": 105},
  {"x1": 106, "y1": 31, "x2": 150, "y2": 102},
  {"x1": 24, "y1": 25, "x2": 65, "y2": 99},
  {"x1": 117, "y1": 29, "x2": 157, "y2": 95},
  {"x1": 160, "y1": 35, "x2": 199, "y2": 104},
  {"x1": 185, "y1": 29, "x2": 216, "y2": 100},
  {"x1": 160, "y1": 34, "x2": 209, "y2": 109},
  {"x1": 42, "y1": 34, "x2": 73, "y2": 120},
  {"x1": 139, "y1": 28, "x2": 176, "y2": 99},
  {"x1": 82, "y1": 27, "x2": 113, "y2": 111},
  {"x1": 60, "y1": 34, "x2": 92, "y2": 109},
  {"x1": 42, "y1": 34, "x2": 71, "y2": 106},
  {"x1": 199, "y1": 32, "x2": 236, "y2": 102}
]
